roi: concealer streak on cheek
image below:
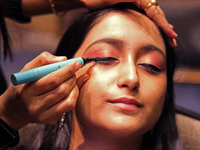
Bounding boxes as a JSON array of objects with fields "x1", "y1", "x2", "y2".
[{"x1": 75, "y1": 62, "x2": 95, "y2": 81}]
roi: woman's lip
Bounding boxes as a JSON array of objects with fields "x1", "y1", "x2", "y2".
[{"x1": 107, "y1": 97, "x2": 143, "y2": 111}]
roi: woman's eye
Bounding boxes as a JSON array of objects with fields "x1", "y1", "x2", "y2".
[
  {"x1": 138, "y1": 63, "x2": 161, "y2": 74},
  {"x1": 95, "y1": 57, "x2": 119, "y2": 65}
]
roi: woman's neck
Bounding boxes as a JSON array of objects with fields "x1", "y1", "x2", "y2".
[{"x1": 70, "y1": 114, "x2": 143, "y2": 150}]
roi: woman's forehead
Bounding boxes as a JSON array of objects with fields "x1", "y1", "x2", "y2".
[
  {"x1": 75, "y1": 10, "x2": 165, "y2": 56},
  {"x1": 103, "y1": 10, "x2": 161, "y2": 37},
  {"x1": 86, "y1": 10, "x2": 163, "y2": 46}
]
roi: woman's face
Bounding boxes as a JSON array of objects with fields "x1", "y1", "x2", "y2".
[{"x1": 74, "y1": 10, "x2": 166, "y2": 138}]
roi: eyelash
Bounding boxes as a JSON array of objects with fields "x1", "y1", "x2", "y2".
[
  {"x1": 92, "y1": 57, "x2": 161, "y2": 74},
  {"x1": 138, "y1": 63, "x2": 161, "y2": 74},
  {"x1": 94, "y1": 57, "x2": 119, "y2": 64}
]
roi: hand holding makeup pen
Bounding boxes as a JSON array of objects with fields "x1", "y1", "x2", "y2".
[{"x1": 11, "y1": 57, "x2": 118, "y2": 86}]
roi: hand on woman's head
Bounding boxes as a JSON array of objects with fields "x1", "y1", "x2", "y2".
[
  {"x1": 139, "y1": 0, "x2": 178, "y2": 48},
  {"x1": 81, "y1": 0, "x2": 177, "y2": 48}
]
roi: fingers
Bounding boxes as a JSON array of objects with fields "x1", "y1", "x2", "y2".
[
  {"x1": 2, "y1": 51, "x2": 91, "y2": 128},
  {"x1": 146, "y1": 6, "x2": 177, "y2": 47},
  {"x1": 76, "y1": 61, "x2": 95, "y2": 88},
  {"x1": 34, "y1": 75, "x2": 77, "y2": 109},
  {"x1": 134, "y1": 0, "x2": 177, "y2": 47},
  {"x1": 168, "y1": 37, "x2": 177, "y2": 48},
  {"x1": 30, "y1": 85, "x2": 79, "y2": 125},
  {"x1": 14, "y1": 54, "x2": 86, "y2": 125},
  {"x1": 29, "y1": 73, "x2": 89, "y2": 124},
  {"x1": 39, "y1": 74, "x2": 90, "y2": 125},
  {"x1": 27, "y1": 61, "x2": 82, "y2": 95},
  {"x1": 19, "y1": 60, "x2": 81, "y2": 110},
  {"x1": 145, "y1": 6, "x2": 177, "y2": 38}
]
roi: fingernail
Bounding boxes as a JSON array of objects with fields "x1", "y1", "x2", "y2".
[
  {"x1": 170, "y1": 29, "x2": 178, "y2": 38},
  {"x1": 169, "y1": 24, "x2": 174, "y2": 29},
  {"x1": 174, "y1": 32, "x2": 178, "y2": 38},
  {"x1": 173, "y1": 38, "x2": 177, "y2": 47},
  {"x1": 83, "y1": 74, "x2": 89, "y2": 82},
  {"x1": 75, "y1": 62, "x2": 82, "y2": 71},
  {"x1": 54, "y1": 56, "x2": 67, "y2": 61}
]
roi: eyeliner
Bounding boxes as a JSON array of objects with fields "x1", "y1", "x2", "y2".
[{"x1": 11, "y1": 57, "x2": 117, "y2": 86}]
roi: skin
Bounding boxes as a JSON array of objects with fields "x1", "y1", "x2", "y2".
[{"x1": 70, "y1": 10, "x2": 167, "y2": 150}]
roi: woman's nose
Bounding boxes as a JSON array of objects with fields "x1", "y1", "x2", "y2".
[{"x1": 117, "y1": 62, "x2": 139, "y2": 91}]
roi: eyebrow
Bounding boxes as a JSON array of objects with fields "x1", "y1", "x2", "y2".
[
  {"x1": 84, "y1": 38, "x2": 166, "y2": 59},
  {"x1": 140, "y1": 45, "x2": 166, "y2": 59},
  {"x1": 85, "y1": 38, "x2": 124, "y2": 52}
]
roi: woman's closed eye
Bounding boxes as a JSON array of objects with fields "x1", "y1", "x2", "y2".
[
  {"x1": 94, "y1": 57, "x2": 119, "y2": 65},
  {"x1": 138, "y1": 63, "x2": 161, "y2": 74}
]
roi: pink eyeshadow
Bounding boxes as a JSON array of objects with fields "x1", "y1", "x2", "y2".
[
  {"x1": 149, "y1": 56, "x2": 164, "y2": 69},
  {"x1": 86, "y1": 50, "x2": 106, "y2": 58}
]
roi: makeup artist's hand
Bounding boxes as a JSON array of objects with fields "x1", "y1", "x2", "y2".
[
  {"x1": 0, "y1": 52, "x2": 88, "y2": 131},
  {"x1": 81, "y1": 0, "x2": 177, "y2": 48}
]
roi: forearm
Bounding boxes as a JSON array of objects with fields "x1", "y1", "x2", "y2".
[{"x1": 21, "y1": 0, "x2": 85, "y2": 17}]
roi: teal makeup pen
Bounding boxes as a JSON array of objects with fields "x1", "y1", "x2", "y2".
[{"x1": 11, "y1": 57, "x2": 118, "y2": 86}]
